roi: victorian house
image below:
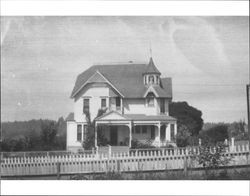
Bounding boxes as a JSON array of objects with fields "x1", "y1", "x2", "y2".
[{"x1": 66, "y1": 58, "x2": 177, "y2": 152}]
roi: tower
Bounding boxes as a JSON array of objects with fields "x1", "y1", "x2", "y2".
[{"x1": 143, "y1": 57, "x2": 161, "y2": 86}]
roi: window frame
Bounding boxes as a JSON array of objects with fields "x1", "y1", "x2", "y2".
[
  {"x1": 77, "y1": 124, "x2": 82, "y2": 142},
  {"x1": 83, "y1": 98, "x2": 90, "y2": 113},
  {"x1": 142, "y1": 126, "x2": 147, "y2": 134},
  {"x1": 83, "y1": 124, "x2": 87, "y2": 141},
  {"x1": 101, "y1": 98, "x2": 107, "y2": 109},
  {"x1": 146, "y1": 97, "x2": 155, "y2": 107},
  {"x1": 135, "y1": 126, "x2": 141, "y2": 134}
]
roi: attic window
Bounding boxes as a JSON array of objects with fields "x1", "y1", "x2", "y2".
[
  {"x1": 146, "y1": 92, "x2": 155, "y2": 107},
  {"x1": 149, "y1": 75, "x2": 154, "y2": 84}
]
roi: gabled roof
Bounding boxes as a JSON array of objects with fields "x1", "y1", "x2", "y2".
[
  {"x1": 71, "y1": 60, "x2": 172, "y2": 98},
  {"x1": 143, "y1": 85, "x2": 171, "y2": 98},
  {"x1": 66, "y1": 112, "x2": 74, "y2": 121},
  {"x1": 143, "y1": 57, "x2": 161, "y2": 75},
  {"x1": 95, "y1": 110, "x2": 127, "y2": 120},
  {"x1": 95, "y1": 111, "x2": 176, "y2": 122}
]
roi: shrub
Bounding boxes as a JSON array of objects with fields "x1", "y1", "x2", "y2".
[{"x1": 131, "y1": 139, "x2": 155, "y2": 149}]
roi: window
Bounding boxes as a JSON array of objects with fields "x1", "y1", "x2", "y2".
[
  {"x1": 147, "y1": 98, "x2": 154, "y2": 107},
  {"x1": 146, "y1": 92, "x2": 155, "y2": 107},
  {"x1": 170, "y1": 124, "x2": 175, "y2": 141},
  {"x1": 83, "y1": 98, "x2": 90, "y2": 113},
  {"x1": 160, "y1": 99, "x2": 165, "y2": 114},
  {"x1": 83, "y1": 125, "x2": 87, "y2": 140},
  {"x1": 116, "y1": 97, "x2": 121, "y2": 110},
  {"x1": 142, "y1": 126, "x2": 147, "y2": 134},
  {"x1": 149, "y1": 75, "x2": 154, "y2": 84},
  {"x1": 135, "y1": 126, "x2": 140, "y2": 134},
  {"x1": 101, "y1": 98, "x2": 107, "y2": 108},
  {"x1": 77, "y1": 124, "x2": 82, "y2": 141}
]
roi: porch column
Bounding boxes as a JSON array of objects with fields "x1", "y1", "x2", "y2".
[
  {"x1": 95, "y1": 123, "x2": 98, "y2": 148},
  {"x1": 129, "y1": 121, "x2": 132, "y2": 148},
  {"x1": 156, "y1": 123, "x2": 161, "y2": 147},
  {"x1": 165, "y1": 123, "x2": 171, "y2": 141},
  {"x1": 174, "y1": 123, "x2": 177, "y2": 136}
]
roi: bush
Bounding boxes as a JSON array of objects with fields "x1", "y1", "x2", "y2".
[
  {"x1": 131, "y1": 139, "x2": 155, "y2": 149},
  {"x1": 200, "y1": 124, "x2": 229, "y2": 145}
]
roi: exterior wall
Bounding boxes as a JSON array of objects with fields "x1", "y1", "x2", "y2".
[
  {"x1": 123, "y1": 98, "x2": 158, "y2": 115},
  {"x1": 74, "y1": 84, "x2": 110, "y2": 122},
  {"x1": 156, "y1": 98, "x2": 170, "y2": 115},
  {"x1": 132, "y1": 126, "x2": 152, "y2": 142},
  {"x1": 66, "y1": 121, "x2": 82, "y2": 152},
  {"x1": 117, "y1": 126, "x2": 129, "y2": 145}
]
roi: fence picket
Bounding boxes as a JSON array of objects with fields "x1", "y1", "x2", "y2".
[{"x1": 1, "y1": 144, "x2": 249, "y2": 177}]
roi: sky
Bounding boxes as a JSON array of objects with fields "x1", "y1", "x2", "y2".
[{"x1": 1, "y1": 16, "x2": 249, "y2": 123}]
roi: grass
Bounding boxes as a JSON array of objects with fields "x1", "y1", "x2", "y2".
[{"x1": 70, "y1": 166, "x2": 250, "y2": 180}]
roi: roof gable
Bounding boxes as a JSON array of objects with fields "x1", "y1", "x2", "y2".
[
  {"x1": 143, "y1": 86, "x2": 159, "y2": 98},
  {"x1": 95, "y1": 111, "x2": 127, "y2": 121},
  {"x1": 71, "y1": 70, "x2": 124, "y2": 98}
]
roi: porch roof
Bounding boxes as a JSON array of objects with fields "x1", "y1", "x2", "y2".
[
  {"x1": 95, "y1": 110, "x2": 176, "y2": 122},
  {"x1": 123, "y1": 114, "x2": 176, "y2": 121}
]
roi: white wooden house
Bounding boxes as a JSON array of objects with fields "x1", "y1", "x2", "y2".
[{"x1": 66, "y1": 58, "x2": 177, "y2": 152}]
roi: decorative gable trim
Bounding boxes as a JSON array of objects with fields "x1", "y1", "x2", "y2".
[
  {"x1": 143, "y1": 86, "x2": 159, "y2": 98},
  {"x1": 95, "y1": 110, "x2": 127, "y2": 121},
  {"x1": 71, "y1": 70, "x2": 125, "y2": 98}
]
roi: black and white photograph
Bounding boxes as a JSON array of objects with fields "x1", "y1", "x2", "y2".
[{"x1": 1, "y1": 13, "x2": 249, "y2": 195}]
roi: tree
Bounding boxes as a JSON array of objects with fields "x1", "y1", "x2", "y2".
[
  {"x1": 82, "y1": 108, "x2": 107, "y2": 150},
  {"x1": 40, "y1": 121, "x2": 58, "y2": 150},
  {"x1": 176, "y1": 124, "x2": 191, "y2": 147},
  {"x1": 169, "y1": 101, "x2": 203, "y2": 147},
  {"x1": 169, "y1": 102, "x2": 203, "y2": 136},
  {"x1": 227, "y1": 120, "x2": 248, "y2": 140},
  {"x1": 200, "y1": 124, "x2": 229, "y2": 145}
]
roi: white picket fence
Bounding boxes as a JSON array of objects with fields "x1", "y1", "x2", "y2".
[{"x1": 1, "y1": 144, "x2": 249, "y2": 177}]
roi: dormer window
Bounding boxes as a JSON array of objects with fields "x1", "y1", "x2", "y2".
[
  {"x1": 149, "y1": 75, "x2": 154, "y2": 84},
  {"x1": 147, "y1": 97, "x2": 154, "y2": 107},
  {"x1": 146, "y1": 92, "x2": 155, "y2": 107}
]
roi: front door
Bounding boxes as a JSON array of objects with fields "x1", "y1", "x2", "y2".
[{"x1": 110, "y1": 126, "x2": 118, "y2": 145}]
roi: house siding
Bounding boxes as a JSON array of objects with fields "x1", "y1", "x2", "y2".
[
  {"x1": 74, "y1": 84, "x2": 110, "y2": 122},
  {"x1": 66, "y1": 121, "x2": 82, "y2": 151},
  {"x1": 123, "y1": 98, "x2": 158, "y2": 115}
]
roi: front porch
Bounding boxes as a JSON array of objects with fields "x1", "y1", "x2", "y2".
[{"x1": 95, "y1": 111, "x2": 177, "y2": 148}]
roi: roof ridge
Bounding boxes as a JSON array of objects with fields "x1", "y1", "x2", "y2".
[{"x1": 93, "y1": 62, "x2": 147, "y2": 66}]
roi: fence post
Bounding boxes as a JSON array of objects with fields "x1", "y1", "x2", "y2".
[
  {"x1": 117, "y1": 160, "x2": 120, "y2": 174},
  {"x1": 231, "y1": 137, "x2": 235, "y2": 152},
  {"x1": 183, "y1": 156, "x2": 188, "y2": 177},
  {"x1": 198, "y1": 138, "x2": 202, "y2": 146},
  {"x1": 56, "y1": 162, "x2": 61, "y2": 180},
  {"x1": 108, "y1": 145, "x2": 111, "y2": 158}
]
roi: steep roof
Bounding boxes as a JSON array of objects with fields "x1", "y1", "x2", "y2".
[
  {"x1": 143, "y1": 57, "x2": 161, "y2": 75},
  {"x1": 71, "y1": 61, "x2": 172, "y2": 98},
  {"x1": 66, "y1": 112, "x2": 74, "y2": 121}
]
